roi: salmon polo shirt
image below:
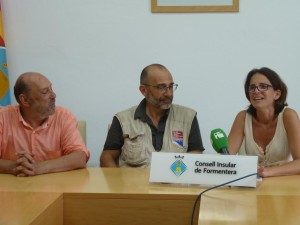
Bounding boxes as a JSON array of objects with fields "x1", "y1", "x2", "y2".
[{"x1": 0, "y1": 105, "x2": 90, "y2": 161}]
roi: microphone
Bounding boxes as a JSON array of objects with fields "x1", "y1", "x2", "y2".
[{"x1": 210, "y1": 128, "x2": 229, "y2": 155}]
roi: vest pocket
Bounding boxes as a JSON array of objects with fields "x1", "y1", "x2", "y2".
[{"x1": 122, "y1": 133, "x2": 149, "y2": 166}]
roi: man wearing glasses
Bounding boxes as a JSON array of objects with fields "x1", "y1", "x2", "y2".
[{"x1": 100, "y1": 63, "x2": 204, "y2": 168}]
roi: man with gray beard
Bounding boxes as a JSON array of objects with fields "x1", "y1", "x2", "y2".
[
  {"x1": 0, "y1": 72, "x2": 89, "y2": 176},
  {"x1": 100, "y1": 64, "x2": 204, "y2": 168}
]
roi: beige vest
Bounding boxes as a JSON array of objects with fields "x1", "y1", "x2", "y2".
[
  {"x1": 116, "y1": 104, "x2": 196, "y2": 168},
  {"x1": 238, "y1": 108, "x2": 290, "y2": 166}
]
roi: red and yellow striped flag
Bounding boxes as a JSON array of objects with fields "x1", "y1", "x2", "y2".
[{"x1": 0, "y1": 3, "x2": 11, "y2": 106}]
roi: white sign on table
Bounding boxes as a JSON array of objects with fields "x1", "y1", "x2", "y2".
[{"x1": 149, "y1": 152, "x2": 258, "y2": 187}]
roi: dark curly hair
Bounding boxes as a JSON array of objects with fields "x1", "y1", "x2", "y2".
[{"x1": 244, "y1": 67, "x2": 288, "y2": 117}]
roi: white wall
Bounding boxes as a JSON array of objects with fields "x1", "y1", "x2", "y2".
[{"x1": 1, "y1": 0, "x2": 300, "y2": 166}]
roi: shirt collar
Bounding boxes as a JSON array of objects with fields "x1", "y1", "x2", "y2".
[
  {"x1": 17, "y1": 105, "x2": 51, "y2": 130},
  {"x1": 134, "y1": 98, "x2": 170, "y2": 121}
]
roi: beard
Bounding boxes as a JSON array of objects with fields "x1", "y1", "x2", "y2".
[
  {"x1": 48, "y1": 99, "x2": 56, "y2": 113},
  {"x1": 146, "y1": 91, "x2": 173, "y2": 110},
  {"x1": 36, "y1": 99, "x2": 56, "y2": 118}
]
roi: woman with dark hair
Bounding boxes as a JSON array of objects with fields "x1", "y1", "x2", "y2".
[{"x1": 228, "y1": 67, "x2": 300, "y2": 177}]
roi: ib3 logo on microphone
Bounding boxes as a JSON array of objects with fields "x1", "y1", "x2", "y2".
[
  {"x1": 214, "y1": 131, "x2": 225, "y2": 139},
  {"x1": 170, "y1": 155, "x2": 187, "y2": 176}
]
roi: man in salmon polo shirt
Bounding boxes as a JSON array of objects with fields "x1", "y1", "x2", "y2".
[{"x1": 0, "y1": 72, "x2": 90, "y2": 176}]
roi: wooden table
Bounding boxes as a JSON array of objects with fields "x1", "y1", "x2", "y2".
[
  {"x1": 0, "y1": 192, "x2": 62, "y2": 225},
  {"x1": 1, "y1": 168, "x2": 300, "y2": 225}
]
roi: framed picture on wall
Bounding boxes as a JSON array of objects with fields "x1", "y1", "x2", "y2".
[{"x1": 151, "y1": 0, "x2": 239, "y2": 13}]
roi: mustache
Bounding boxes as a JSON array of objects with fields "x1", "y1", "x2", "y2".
[{"x1": 159, "y1": 96, "x2": 173, "y2": 102}]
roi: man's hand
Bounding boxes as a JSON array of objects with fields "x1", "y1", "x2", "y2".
[
  {"x1": 11, "y1": 150, "x2": 87, "y2": 176},
  {"x1": 15, "y1": 152, "x2": 36, "y2": 176}
]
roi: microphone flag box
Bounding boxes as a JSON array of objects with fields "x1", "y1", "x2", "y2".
[{"x1": 149, "y1": 152, "x2": 258, "y2": 187}]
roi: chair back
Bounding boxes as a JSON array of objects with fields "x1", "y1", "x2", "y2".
[{"x1": 78, "y1": 120, "x2": 87, "y2": 144}]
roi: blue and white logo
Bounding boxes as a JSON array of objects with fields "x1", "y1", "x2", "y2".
[{"x1": 170, "y1": 156, "x2": 187, "y2": 176}]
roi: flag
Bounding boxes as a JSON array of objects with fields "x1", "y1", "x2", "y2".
[{"x1": 0, "y1": 3, "x2": 10, "y2": 107}]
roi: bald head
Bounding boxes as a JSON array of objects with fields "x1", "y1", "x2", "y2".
[
  {"x1": 140, "y1": 64, "x2": 171, "y2": 85},
  {"x1": 14, "y1": 72, "x2": 47, "y2": 103}
]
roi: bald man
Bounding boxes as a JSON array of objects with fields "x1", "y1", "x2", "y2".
[
  {"x1": 100, "y1": 64, "x2": 205, "y2": 168},
  {"x1": 0, "y1": 72, "x2": 89, "y2": 176}
]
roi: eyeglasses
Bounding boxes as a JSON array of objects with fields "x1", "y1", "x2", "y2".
[
  {"x1": 248, "y1": 83, "x2": 273, "y2": 93},
  {"x1": 143, "y1": 83, "x2": 178, "y2": 93}
]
